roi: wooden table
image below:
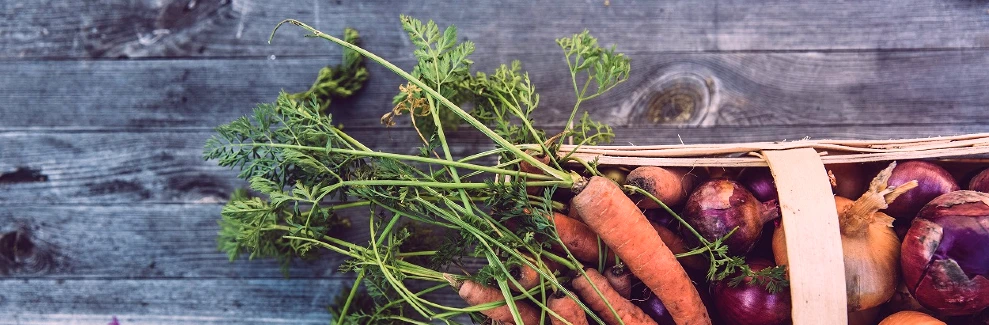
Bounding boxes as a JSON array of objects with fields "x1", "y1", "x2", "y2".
[{"x1": 3, "y1": 1, "x2": 989, "y2": 324}]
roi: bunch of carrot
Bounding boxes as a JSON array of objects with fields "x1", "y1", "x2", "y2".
[
  {"x1": 220, "y1": 17, "x2": 792, "y2": 325},
  {"x1": 447, "y1": 163, "x2": 719, "y2": 325}
]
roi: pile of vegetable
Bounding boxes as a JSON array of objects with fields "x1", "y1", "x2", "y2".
[{"x1": 204, "y1": 17, "x2": 988, "y2": 325}]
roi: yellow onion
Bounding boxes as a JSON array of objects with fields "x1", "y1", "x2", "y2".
[
  {"x1": 774, "y1": 162, "x2": 916, "y2": 312},
  {"x1": 878, "y1": 311, "x2": 945, "y2": 325}
]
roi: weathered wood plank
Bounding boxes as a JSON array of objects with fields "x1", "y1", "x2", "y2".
[
  {"x1": 0, "y1": 130, "x2": 492, "y2": 204},
  {"x1": 5, "y1": 125, "x2": 989, "y2": 205},
  {"x1": 4, "y1": 0, "x2": 989, "y2": 59},
  {"x1": 0, "y1": 204, "x2": 360, "y2": 279},
  {"x1": 0, "y1": 278, "x2": 350, "y2": 325},
  {"x1": 0, "y1": 278, "x2": 468, "y2": 324},
  {"x1": 4, "y1": 50, "x2": 989, "y2": 129}
]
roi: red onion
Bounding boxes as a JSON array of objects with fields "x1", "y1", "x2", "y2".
[
  {"x1": 828, "y1": 163, "x2": 869, "y2": 199},
  {"x1": 902, "y1": 190, "x2": 989, "y2": 316},
  {"x1": 739, "y1": 168, "x2": 777, "y2": 202},
  {"x1": 683, "y1": 179, "x2": 780, "y2": 255},
  {"x1": 884, "y1": 161, "x2": 959, "y2": 221},
  {"x1": 967, "y1": 168, "x2": 989, "y2": 193},
  {"x1": 632, "y1": 284, "x2": 675, "y2": 325},
  {"x1": 711, "y1": 259, "x2": 792, "y2": 325}
]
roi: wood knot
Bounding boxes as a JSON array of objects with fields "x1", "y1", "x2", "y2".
[
  {"x1": 0, "y1": 228, "x2": 64, "y2": 276},
  {"x1": 646, "y1": 86, "x2": 700, "y2": 124},
  {"x1": 623, "y1": 70, "x2": 718, "y2": 126}
]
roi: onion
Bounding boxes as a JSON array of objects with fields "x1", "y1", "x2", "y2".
[
  {"x1": 711, "y1": 259, "x2": 792, "y2": 325},
  {"x1": 967, "y1": 168, "x2": 989, "y2": 193},
  {"x1": 683, "y1": 179, "x2": 780, "y2": 255},
  {"x1": 774, "y1": 162, "x2": 914, "y2": 312},
  {"x1": 879, "y1": 311, "x2": 946, "y2": 325},
  {"x1": 828, "y1": 163, "x2": 869, "y2": 199},
  {"x1": 882, "y1": 282, "x2": 934, "y2": 316},
  {"x1": 901, "y1": 190, "x2": 989, "y2": 316},
  {"x1": 739, "y1": 168, "x2": 777, "y2": 202},
  {"x1": 604, "y1": 265, "x2": 633, "y2": 299},
  {"x1": 600, "y1": 166, "x2": 629, "y2": 185},
  {"x1": 631, "y1": 284, "x2": 676, "y2": 325},
  {"x1": 848, "y1": 307, "x2": 879, "y2": 325},
  {"x1": 884, "y1": 161, "x2": 959, "y2": 221}
]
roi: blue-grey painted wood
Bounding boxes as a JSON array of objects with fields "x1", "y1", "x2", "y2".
[
  {"x1": 4, "y1": 50, "x2": 989, "y2": 130},
  {"x1": 5, "y1": 0, "x2": 989, "y2": 324},
  {"x1": 3, "y1": 0, "x2": 989, "y2": 59}
]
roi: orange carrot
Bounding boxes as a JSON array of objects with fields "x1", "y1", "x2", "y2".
[
  {"x1": 547, "y1": 212, "x2": 614, "y2": 264},
  {"x1": 519, "y1": 153, "x2": 552, "y2": 195},
  {"x1": 604, "y1": 265, "x2": 634, "y2": 299},
  {"x1": 548, "y1": 293, "x2": 591, "y2": 325},
  {"x1": 455, "y1": 278, "x2": 540, "y2": 325},
  {"x1": 509, "y1": 254, "x2": 561, "y2": 292},
  {"x1": 573, "y1": 268, "x2": 658, "y2": 325},
  {"x1": 626, "y1": 166, "x2": 699, "y2": 209},
  {"x1": 509, "y1": 262, "x2": 542, "y2": 293},
  {"x1": 573, "y1": 176, "x2": 711, "y2": 325},
  {"x1": 650, "y1": 221, "x2": 706, "y2": 272}
]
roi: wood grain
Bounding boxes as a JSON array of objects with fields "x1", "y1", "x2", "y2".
[
  {"x1": 764, "y1": 149, "x2": 847, "y2": 324},
  {"x1": 5, "y1": 125, "x2": 989, "y2": 205},
  {"x1": 0, "y1": 278, "x2": 349, "y2": 325},
  {"x1": 0, "y1": 204, "x2": 358, "y2": 279},
  {"x1": 5, "y1": 50, "x2": 989, "y2": 130},
  {"x1": 0, "y1": 130, "x2": 491, "y2": 204},
  {"x1": 6, "y1": 1, "x2": 989, "y2": 323},
  {"x1": 4, "y1": 0, "x2": 989, "y2": 59}
]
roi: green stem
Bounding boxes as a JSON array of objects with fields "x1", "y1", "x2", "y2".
[
  {"x1": 335, "y1": 270, "x2": 365, "y2": 323},
  {"x1": 234, "y1": 142, "x2": 558, "y2": 181},
  {"x1": 376, "y1": 213, "x2": 402, "y2": 244},
  {"x1": 397, "y1": 250, "x2": 437, "y2": 257},
  {"x1": 332, "y1": 126, "x2": 372, "y2": 151},
  {"x1": 426, "y1": 95, "x2": 476, "y2": 220},
  {"x1": 270, "y1": 19, "x2": 571, "y2": 183}
]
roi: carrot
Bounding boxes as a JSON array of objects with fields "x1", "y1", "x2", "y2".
[
  {"x1": 626, "y1": 166, "x2": 699, "y2": 209},
  {"x1": 547, "y1": 212, "x2": 614, "y2": 264},
  {"x1": 509, "y1": 254, "x2": 561, "y2": 292},
  {"x1": 573, "y1": 176, "x2": 711, "y2": 325},
  {"x1": 572, "y1": 268, "x2": 658, "y2": 325},
  {"x1": 455, "y1": 278, "x2": 540, "y2": 325},
  {"x1": 604, "y1": 265, "x2": 634, "y2": 299},
  {"x1": 649, "y1": 221, "x2": 706, "y2": 272},
  {"x1": 519, "y1": 152, "x2": 552, "y2": 195},
  {"x1": 548, "y1": 292, "x2": 591, "y2": 325}
]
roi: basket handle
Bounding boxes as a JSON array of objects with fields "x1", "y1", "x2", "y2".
[{"x1": 763, "y1": 148, "x2": 848, "y2": 325}]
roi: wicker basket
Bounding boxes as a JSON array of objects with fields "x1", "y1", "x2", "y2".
[{"x1": 557, "y1": 133, "x2": 989, "y2": 324}]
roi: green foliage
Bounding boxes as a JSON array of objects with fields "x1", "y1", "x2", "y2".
[
  {"x1": 557, "y1": 30, "x2": 631, "y2": 100},
  {"x1": 211, "y1": 16, "x2": 644, "y2": 325},
  {"x1": 207, "y1": 95, "x2": 361, "y2": 272},
  {"x1": 289, "y1": 28, "x2": 369, "y2": 113},
  {"x1": 390, "y1": 15, "x2": 477, "y2": 136}
]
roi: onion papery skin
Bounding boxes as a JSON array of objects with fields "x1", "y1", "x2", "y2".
[
  {"x1": 885, "y1": 161, "x2": 959, "y2": 221},
  {"x1": 968, "y1": 168, "x2": 989, "y2": 193},
  {"x1": 774, "y1": 196, "x2": 901, "y2": 312},
  {"x1": 683, "y1": 179, "x2": 780, "y2": 255},
  {"x1": 836, "y1": 196, "x2": 902, "y2": 312},
  {"x1": 711, "y1": 259, "x2": 792, "y2": 325},
  {"x1": 829, "y1": 163, "x2": 869, "y2": 199},
  {"x1": 739, "y1": 168, "x2": 777, "y2": 202},
  {"x1": 902, "y1": 190, "x2": 989, "y2": 316},
  {"x1": 878, "y1": 310, "x2": 946, "y2": 325},
  {"x1": 633, "y1": 287, "x2": 676, "y2": 325}
]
